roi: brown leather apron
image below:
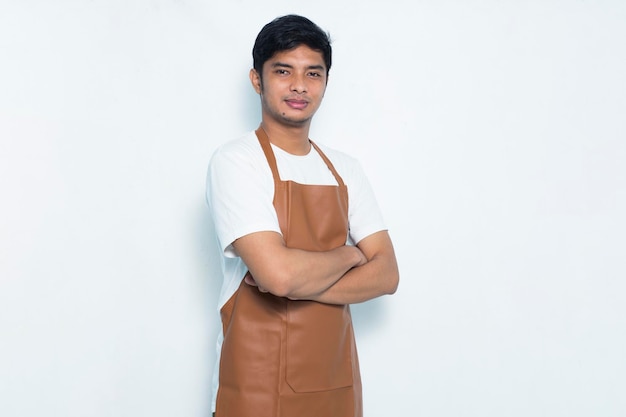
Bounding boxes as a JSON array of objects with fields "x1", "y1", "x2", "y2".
[{"x1": 215, "y1": 128, "x2": 362, "y2": 417}]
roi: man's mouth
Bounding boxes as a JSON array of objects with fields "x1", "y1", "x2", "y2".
[{"x1": 285, "y1": 99, "x2": 308, "y2": 110}]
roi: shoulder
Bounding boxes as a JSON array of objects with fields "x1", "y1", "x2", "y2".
[
  {"x1": 211, "y1": 131, "x2": 262, "y2": 162},
  {"x1": 313, "y1": 141, "x2": 357, "y2": 162},
  {"x1": 313, "y1": 141, "x2": 365, "y2": 179},
  {"x1": 209, "y1": 131, "x2": 270, "y2": 174}
]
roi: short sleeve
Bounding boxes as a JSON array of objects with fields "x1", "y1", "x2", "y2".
[
  {"x1": 345, "y1": 159, "x2": 387, "y2": 244},
  {"x1": 206, "y1": 136, "x2": 282, "y2": 257},
  {"x1": 312, "y1": 144, "x2": 387, "y2": 245}
]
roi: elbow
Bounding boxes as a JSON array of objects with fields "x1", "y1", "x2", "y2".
[
  {"x1": 268, "y1": 282, "x2": 292, "y2": 298},
  {"x1": 384, "y1": 263, "x2": 400, "y2": 295},
  {"x1": 246, "y1": 256, "x2": 302, "y2": 298},
  {"x1": 370, "y1": 247, "x2": 399, "y2": 296},
  {"x1": 260, "y1": 270, "x2": 297, "y2": 298},
  {"x1": 386, "y1": 273, "x2": 399, "y2": 295}
]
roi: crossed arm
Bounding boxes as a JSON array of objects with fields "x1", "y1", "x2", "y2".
[{"x1": 232, "y1": 230, "x2": 399, "y2": 305}]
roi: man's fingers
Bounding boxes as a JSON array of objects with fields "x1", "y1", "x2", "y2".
[
  {"x1": 245, "y1": 275, "x2": 269, "y2": 293},
  {"x1": 244, "y1": 274, "x2": 258, "y2": 286}
]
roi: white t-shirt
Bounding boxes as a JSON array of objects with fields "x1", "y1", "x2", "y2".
[{"x1": 205, "y1": 130, "x2": 387, "y2": 411}]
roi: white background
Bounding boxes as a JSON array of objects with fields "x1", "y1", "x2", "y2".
[{"x1": 1, "y1": 1, "x2": 625, "y2": 416}]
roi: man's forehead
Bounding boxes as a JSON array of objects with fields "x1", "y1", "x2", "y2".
[{"x1": 266, "y1": 46, "x2": 326, "y2": 67}]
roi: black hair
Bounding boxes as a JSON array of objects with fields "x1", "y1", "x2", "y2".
[{"x1": 252, "y1": 15, "x2": 332, "y2": 78}]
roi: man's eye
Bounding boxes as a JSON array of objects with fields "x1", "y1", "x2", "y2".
[
  {"x1": 308, "y1": 72, "x2": 321, "y2": 77},
  {"x1": 276, "y1": 69, "x2": 289, "y2": 75}
]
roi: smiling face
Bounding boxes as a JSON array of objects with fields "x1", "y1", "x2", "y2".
[{"x1": 250, "y1": 45, "x2": 328, "y2": 129}]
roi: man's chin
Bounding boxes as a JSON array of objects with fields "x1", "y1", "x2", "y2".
[{"x1": 280, "y1": 115, "x2": 312, "y2": 127}]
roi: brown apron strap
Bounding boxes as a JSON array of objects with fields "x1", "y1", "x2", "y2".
[
  {"x1": 255, "y1": 126, "x2": 346, "y2": 188},
  {"x1": 255, "y1": 127, "x2": 281, "y2": 184},
  {"x1": 310, "y1": 140, "x2": 346, "y2": 188}
]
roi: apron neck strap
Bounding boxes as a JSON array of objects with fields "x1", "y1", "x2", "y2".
[
  {"x1": 255, "y1": 127, "x2": 281, "y2": 184},
  {"x1": 255, "y1": 126, "x2": 346, "y2": 187}
]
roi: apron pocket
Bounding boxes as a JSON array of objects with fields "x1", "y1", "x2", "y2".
[{"x1": 285, "y1": 301, "x2": 354, "y2": 392}]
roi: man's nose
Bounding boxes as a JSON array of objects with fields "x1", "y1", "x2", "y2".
[{"x1": 290, "y1": 73, "x2": 307, "y2": 94}]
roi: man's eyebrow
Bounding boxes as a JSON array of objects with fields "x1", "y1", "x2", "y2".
[
  {"x1": 271, "y1": 62, "x2": 294, "y2": 68},
  {"x1": 270, "y1": 62, "x2": 326, "y2": 71}
]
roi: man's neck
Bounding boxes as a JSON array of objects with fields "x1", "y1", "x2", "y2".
[{"x1": 260, "y1": 119, "x2": 312, "y2": 156}]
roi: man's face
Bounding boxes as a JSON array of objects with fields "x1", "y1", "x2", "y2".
[{"x1": 250, "y1": 45, "x2": 328, "y2": 128}]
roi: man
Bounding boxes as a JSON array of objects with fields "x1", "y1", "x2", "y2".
[{"x1": 206, "y1": 14, "x2": 399, "y2": 417}]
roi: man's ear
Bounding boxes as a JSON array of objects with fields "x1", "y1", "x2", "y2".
[{"x1": 249, "y1": 68, "x2": 262, "y2": 94}]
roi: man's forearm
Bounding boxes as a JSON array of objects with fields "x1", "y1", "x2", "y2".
[
  {"x1": 294, "y1": 231, "x2": 399, "y2": 305},
  {"x1": 233, "y1": 231, "x2": 367, "y2": 298},
  {"x1": 277, "y1": 245, "x2": 367, "y2": 299},
  {"x1": 298, "y1": 251, "x2": 399, "y2": 304}
]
